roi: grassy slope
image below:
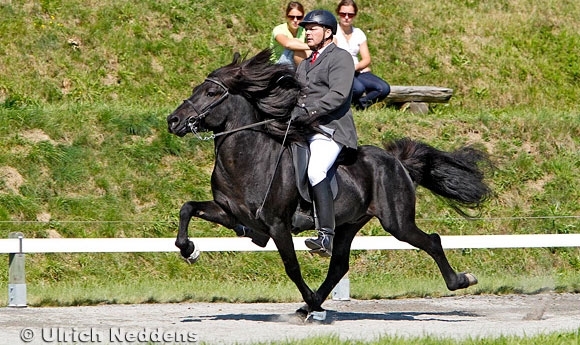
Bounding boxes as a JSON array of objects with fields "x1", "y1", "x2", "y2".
[
  {"x1": 1, "y1": 0, "x2": 579, "y2": 109},
  {"x1": 0, "y1": 0, "x2": 579, "y2": 306}
]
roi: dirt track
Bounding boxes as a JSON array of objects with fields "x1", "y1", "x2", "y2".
[{"x1": 1, "y1": 293, "x2": 579, "y2": 344}]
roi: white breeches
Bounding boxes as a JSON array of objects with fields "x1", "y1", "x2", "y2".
[{"x1": 307, "y1": 133, "x2": 343, "y2": 186}]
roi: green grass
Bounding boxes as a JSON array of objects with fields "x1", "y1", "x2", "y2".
[
  {"x1": 0, "y1": 0, "x2": 579, "y2": 315},
  {"x1": 228, "y1": 331, "x2": 580, "y2": 345},
  {"x1": 1, "y1": 0, "x2": 580, "y2": 110},
  {"x1": 5, "y1": 268, "x2": 577, "y2": 308}
]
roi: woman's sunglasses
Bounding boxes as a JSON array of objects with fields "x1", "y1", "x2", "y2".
[
  {"x1": 338, "y1": 12, "x2": 356, "y2": 18},
  {"x1": 287, "y1": 15, "x2": 304, "y2": 20}
]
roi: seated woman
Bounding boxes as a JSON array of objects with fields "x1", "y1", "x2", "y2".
[
  {"x1": 269, "y1": 1, "x2": 311, "y2": 68},
  {"x1": 334, "y1": 0, "x2": 390, "y2": 109}
]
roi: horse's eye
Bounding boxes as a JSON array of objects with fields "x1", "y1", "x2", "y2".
[{"x1": 207, "y1": 91, "x2": 216, "y2": 97}]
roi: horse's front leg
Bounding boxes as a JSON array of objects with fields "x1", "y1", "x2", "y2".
[
  {"x1": 270, "y1": 229, "x2": 320, "y2": 319},
  {"x1": 313, "y1": 224, "x2": 360, "y2": 305},
  {"x1": 175, "y1": 200, "x2": 235, "y2": 261}
]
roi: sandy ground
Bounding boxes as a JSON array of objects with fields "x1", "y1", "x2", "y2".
[{"x1": 1, "y1": 293, "x2": 579, "y2": 344}]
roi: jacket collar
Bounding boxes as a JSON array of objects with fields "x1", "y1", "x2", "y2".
[{"x1": 308, "y1": 43, "x2": 336, "y2": 69}]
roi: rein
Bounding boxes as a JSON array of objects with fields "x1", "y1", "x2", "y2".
[
  {"x1": 186, "y1": 78, "x2": 278, "y2": 140},
  {"x1": 190, "y1": 118, "x2": 278, "y2": 141},
  {"x1": 255, "y1": 118, "x2": 292, "y2": 219}
]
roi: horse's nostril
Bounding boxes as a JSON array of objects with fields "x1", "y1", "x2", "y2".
[
  {"x1": 167, "y1": 115, "x2": 180, "y2": 133},
  {"x1": 167, "y1": 115, "x2": 178, "y2": 125}
]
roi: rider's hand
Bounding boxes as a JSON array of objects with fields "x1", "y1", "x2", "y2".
[{"x1": 290, "y1": 105, "x2": 309, "y2": 121}]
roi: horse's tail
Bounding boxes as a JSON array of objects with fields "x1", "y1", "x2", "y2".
[{"x1": 384, "y1": 137, "x2": 493, "y2": 215}]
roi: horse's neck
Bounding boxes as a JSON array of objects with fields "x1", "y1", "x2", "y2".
[
  {"x1": 214, "y1": 131, "x2": 282, "y2": 175},
  {"x1": 213, "y1": 100, "x2": 288, "y2": 179}
]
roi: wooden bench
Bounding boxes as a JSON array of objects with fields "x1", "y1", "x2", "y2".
[{"x1": 384, "y1": 85, "x2": 453, "y2": 114}]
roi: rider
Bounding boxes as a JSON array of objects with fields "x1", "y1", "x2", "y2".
[{"x1": 290, "y1": 9, "x2": 357, "y2": 257}]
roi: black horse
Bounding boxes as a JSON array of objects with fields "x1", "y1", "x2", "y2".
[{"x1": 167, "y1": 49, "x2": 491, "y2": 319}]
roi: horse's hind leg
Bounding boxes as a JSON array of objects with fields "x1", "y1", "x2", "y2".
[
  {"x1": 378, "y1": 179, "x2": 476, "y2": 291},
  {"x1": 392, "y1": 223, "x2": 477, "y2": 290}
]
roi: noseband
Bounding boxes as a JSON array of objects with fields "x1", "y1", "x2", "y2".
[{"x1": 183, "y1": 77, "x2": 276, "y2": 141}]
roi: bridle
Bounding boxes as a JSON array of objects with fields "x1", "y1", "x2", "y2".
[
  {"x1": 184, "y1": 78, "x2": 229, "y2": 140},
  {"x1": 184, "y1": 77, "x2": 276, "y2": 141}
]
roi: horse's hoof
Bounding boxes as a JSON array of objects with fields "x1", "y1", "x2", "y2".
[
  {"x1": 288, "y1": 306, "x2": 309, "y2": 324},
  {"x1": 290, "y1": 312, "x2": 308, "y2": 324},
  {"x1": 307, "y1": 310, "x2": 327, "y2": 322},
  {"x1": 182, "y1": 248, "x2": 201, "y2": 264},
  {"x1": 463, "y1": 272, "x2": 478, "y2": 286},
  {"x1": 458, "y1": 272, "x2": 477, "y2": 289}
]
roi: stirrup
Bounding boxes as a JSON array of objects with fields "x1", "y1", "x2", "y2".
[
  {"x1": 304, "y1": 234, "x2": 333, "y2": 258},
  {"x1": 307, "y1": 247, "x2": 332, "y2": 258}
]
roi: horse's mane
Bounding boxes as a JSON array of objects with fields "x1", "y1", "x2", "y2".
[{"x1": 209, "y1": 49, "x2": 309, "y2": 142}]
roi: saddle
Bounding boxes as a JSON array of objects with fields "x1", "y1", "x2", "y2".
[
  {"x1": 290, "y1": 141, "x2": 357, "y2": 233},
  {"x1": 291, "y1": 141, "x2": 338, "y2": 203},
  {"x1": 233, "y1": 141, "x2": 357, "y2": 247}
]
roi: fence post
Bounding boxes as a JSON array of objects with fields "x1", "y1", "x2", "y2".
[
  {"x1": 331, "y1": 272, "x2": 350, "y2": 301},
  {"x1": 8, "y1": 232, "x2": 27, "y2": 307}
]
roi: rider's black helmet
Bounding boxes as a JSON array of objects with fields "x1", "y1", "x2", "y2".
[{"x1": 299, "y1": 10, "x2": 337, "y2": 35}]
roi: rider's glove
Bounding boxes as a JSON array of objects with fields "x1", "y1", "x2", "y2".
[{"x1": 290, "y1": 105, "x2": 309, "y2": 121}]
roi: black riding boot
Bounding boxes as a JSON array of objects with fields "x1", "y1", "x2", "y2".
[{"x1": 305, "y1": 178, "x2": 335, "y2": 257}]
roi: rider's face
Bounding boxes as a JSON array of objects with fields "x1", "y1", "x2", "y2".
[{"x1": 304, "y1": 24, "x2": 330, "y2": 49}]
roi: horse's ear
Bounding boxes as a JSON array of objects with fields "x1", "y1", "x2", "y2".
[
  {"x1": 274, "y1": 73, "x2": 298, "y2": 89},
  {"x1": 270, "y1": 64, "x2": 301, "y2": 90},
  {"x1": 232, "y1": 52, "x2": 242, "y2": 65}
]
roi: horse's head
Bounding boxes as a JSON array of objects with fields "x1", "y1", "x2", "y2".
[
  {"x1": 167, "y1": 49, "x2": 301, "y2": 138},
  {"x1": 166, "y1": 76, "x2": 231, "y2": 137}
]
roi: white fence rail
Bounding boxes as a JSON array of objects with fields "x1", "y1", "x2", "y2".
[
  {"x1": 2, "y1": 234, "x2": 580, "y2": 254},
  {"x1": 3, "y1": 234, "x2": 580, "y2": 307}
]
